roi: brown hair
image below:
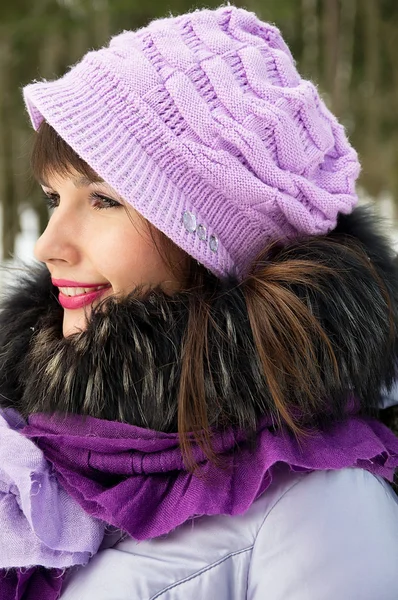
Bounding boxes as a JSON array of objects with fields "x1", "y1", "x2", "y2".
[{"x1": 31, "y1": 121, "x2": 392, "y2": 471}]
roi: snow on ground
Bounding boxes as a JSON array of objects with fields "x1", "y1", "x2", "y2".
[{"x1": 0, "y1": 207, "x2": 39, "y2": 289}]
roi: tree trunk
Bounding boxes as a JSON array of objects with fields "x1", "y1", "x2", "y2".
[
  {"x1": 363, "y1": 0, "x2": 379, "y2": 147},
  {"x1": 0, "y1": 31, "x2": 20, "y2": 260},
  {"x1": 92, "y1": 0, "x2": 111, "y2": 47},
  {"x1": 333, "y1": 0, "x2": 356, "y2": 118},
  {"x1": 361, "y1": 0, "x2": 383, "y2": 197},
  {"x1": 301, "y1": 0, "x2": 319, "y2": 80},
  {"x1": 322, "y1": 0, "x2": 339, "y2": 108}
]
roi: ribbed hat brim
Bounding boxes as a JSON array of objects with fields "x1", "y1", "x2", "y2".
[{"x1": 23, "y1": 64, "x2": 238, "y2": 279}]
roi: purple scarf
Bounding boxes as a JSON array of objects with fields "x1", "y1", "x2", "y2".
[
  {"x1": 0, "y1": 411, "x2": 104, "y2": 569},
  {"x1": 1, "y1": 411, "x2": 398, "y2": 599}
]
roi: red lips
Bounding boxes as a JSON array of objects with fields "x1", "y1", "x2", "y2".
[{"x1": 57, "y1": 287, "x2": 111, "y2": 310}]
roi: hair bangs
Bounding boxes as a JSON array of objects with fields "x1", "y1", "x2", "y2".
[{"x1": 31, "y1": 120, "x2": 98, "y2": 185}]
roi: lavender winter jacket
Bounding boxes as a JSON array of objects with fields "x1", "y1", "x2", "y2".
[
  {"x1": 61, "y1": 466, "x2": 398, "y2": 599},
  {"x1": 1, "y1": 208, "x2": 398, "y2": 599}
]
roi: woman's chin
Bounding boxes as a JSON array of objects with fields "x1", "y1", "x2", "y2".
[
  {"x1": 61, "y1": 289, "x2": 115, "y2": 336},
  {"x1": 62, "y1": 308, "x2": 89, "y2": 337}
]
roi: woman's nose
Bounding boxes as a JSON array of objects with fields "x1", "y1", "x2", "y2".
[{"x1": 34, "y1": 208, "x2": 80, "y2": 266}]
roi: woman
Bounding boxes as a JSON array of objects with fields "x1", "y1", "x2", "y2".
[{"x1": 0, "y1": 5, "x2": 398, "y2": 599}]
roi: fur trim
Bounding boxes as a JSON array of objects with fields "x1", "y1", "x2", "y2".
[{"x1": 0, "y1": 207, "x2": 397, "y2": 433}]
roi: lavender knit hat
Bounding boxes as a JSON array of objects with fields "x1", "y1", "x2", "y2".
[{"x1": 23, "y1": 5, "x2": 360, "y2": 279}]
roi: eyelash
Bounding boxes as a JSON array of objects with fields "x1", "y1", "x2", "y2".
[{"x1": 44, "y1": 192, "x2": 122, "y2": 211}]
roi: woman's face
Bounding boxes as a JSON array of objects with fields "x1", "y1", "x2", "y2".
[{"x1": 35, "y1": 170, "x2": 181, "y2": 336}]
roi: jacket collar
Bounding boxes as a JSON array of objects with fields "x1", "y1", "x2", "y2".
[{"x1": 0, "y1": 207, "x2": 398, "y2": 431}]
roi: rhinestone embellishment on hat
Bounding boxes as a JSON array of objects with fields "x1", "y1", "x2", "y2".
[
  {"x1": 182, "y1": 211, "x2": 196, "y2": 233},
  {"x1": 209, "y1": 234, "x2": 219, "y2": 252},
  {"x1": 182, "y1": 210, "x2": 218, "y2": 253},
  {"x1": 197, "y1": 224, "x2": 207, "y2": 241}
]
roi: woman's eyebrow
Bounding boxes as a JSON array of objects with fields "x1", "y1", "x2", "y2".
[
  {"x1": 72, "y1": 175, "x2": 105, "y2": 188},
  {"x1": 39, "y1": 175, "x2": 105, "y2": 188}
]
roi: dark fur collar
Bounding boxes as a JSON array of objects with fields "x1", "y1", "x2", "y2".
[{"x1": 1, "y1": 207, "x2": 398, "y2": 433}]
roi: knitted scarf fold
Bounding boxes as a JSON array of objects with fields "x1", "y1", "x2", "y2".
[
  {"x1": 1, "y1": 408, "x2": 398, "y2": 599},
  {"x1": 0, "y1": 411, "x2": 104, "y2": 571},
  {"x1": 24, "y1": 411, "x2": 398, "y2": 539}
]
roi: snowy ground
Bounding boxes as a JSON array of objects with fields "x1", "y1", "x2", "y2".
[
  {"x1": 0, "y1": 207, "x2": 39, "y2": 288},
  {"x1": 15, "y1": 207, "x2": 39, "y2": 264}
]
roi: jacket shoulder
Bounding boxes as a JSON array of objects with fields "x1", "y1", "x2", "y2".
[
  {"x1": 61, "y1": 468, "x2": 398, "y2": 599},
  {"x1": 249, "y1": 468, "x2": 398, "y2": 599},
  {"x1": 60, "y1": 468, "x2": 302, "y2": 599}
]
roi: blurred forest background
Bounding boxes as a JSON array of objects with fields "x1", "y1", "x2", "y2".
[{"x1": 0, "y1": 0, "x2": 397, "y2": 261}]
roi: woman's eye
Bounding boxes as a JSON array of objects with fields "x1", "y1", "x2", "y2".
[
  {"x1": 90, "y1": 193, "x2": 122, "y2": 210},
  {"x1": 44, "y1": 193, "x2": 59, "y2": 210},
  {"x1": 42, "y1": 191, "x2": 122, "y2": 211}
]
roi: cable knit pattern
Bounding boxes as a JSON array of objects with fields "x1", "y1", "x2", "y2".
[{"x1": 23, "y1": 6, "x2": 360, "y2": 278}]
